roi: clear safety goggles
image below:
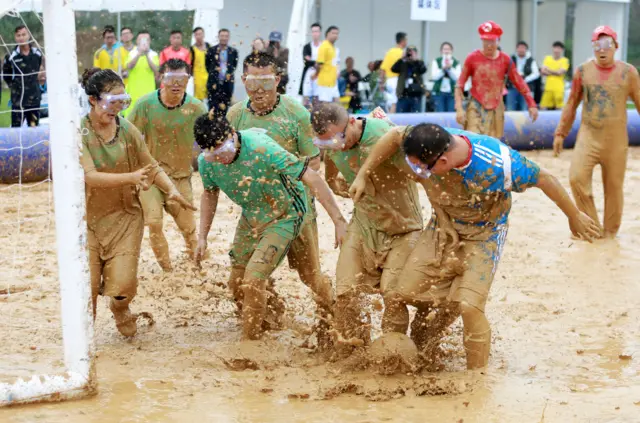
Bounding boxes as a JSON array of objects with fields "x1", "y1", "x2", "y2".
[
  {"x1": 313, "y1": 122, "x2": 348, "y2": 151},
  {"x1": 209, "y1": 138, "x2": 236, "y2": 160},
  {"x1": 99, "y1": 93, "x2": 131, "y2": 111},
  {"x1": 245, "y1": 75, "x2": 277, "y2": 92},
  {"x1": 405, "y1": 156, "x2": 432, "y2": 179},
  {"x1": 592, "y1": 38, "x2": 615, "y2": 52},
  {"x1": 163, "y1": 72, "x2": 190, "y2": 85}
]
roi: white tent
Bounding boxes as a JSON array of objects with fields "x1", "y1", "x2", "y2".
[{"x1": 2, "y1": 0, "x2": 221, "y2": 14}]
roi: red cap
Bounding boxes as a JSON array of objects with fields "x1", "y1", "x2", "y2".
[
  {"x1": 478, "y1": 21, "x2": 503, "y2": 40},
  {"x1": 592, "y1": 25, "x2": 618, "y2": 43}
]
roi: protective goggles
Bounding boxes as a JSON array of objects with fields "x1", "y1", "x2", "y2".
[
  {"x1": 162, "y1": 72, "x2": 190, "y2": 85},
  {"x1": 405, "y1": 156, "x2": 432, "y2": 179},
  {"x1": 313, "y1": 122, "x2": 348, "y2": 151},
  {"x1": 209, "y1": 137, "x2": 236, "y2": 160},
  {"x1": 592, "y1": 38, "x2": 615, "y2": 52},
  {"x1": 99, "y1": 94, "x2": 131, "y2": 111},
  {"x1": 244, "y1": 75, "x2": 277, "y2": 91}
]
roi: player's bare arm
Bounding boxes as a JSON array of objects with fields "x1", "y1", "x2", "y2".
[
  {"x1": 535, "y1": 168, "x2": 601, "y2": 241},
  {"x1": 553, "y1": 68, "x2": 583, "y2": 156},
  {"x1": 196, "y1": 188, "x2": 220, "y2": 265},
  {"x1": 301, "y1": 168, "x2": 347, "y2": 248},
  {"x1": 324, "y1": 156, "x2": 349, "y2": 198}
]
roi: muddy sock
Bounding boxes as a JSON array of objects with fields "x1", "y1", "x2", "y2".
[
  {"x1": 109, "y1": 296, "x2": 137, "y2": 338},
  {"x1": 381, "y1": 292, "x2": 410, "y2": 334},
  {"x1": 149, "y1": 224, "x2": 172, "y2": 272},
  {"x1": 461, "y1": 304, "x2": 491, "y2": 370},
  {"x1": 240, "y1": 283, "x2": 268, "y2": 340}
]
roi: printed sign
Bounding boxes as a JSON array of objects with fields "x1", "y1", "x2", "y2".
[{"x1": 410, "y1": 0, "x2": 447, "y2": 22}]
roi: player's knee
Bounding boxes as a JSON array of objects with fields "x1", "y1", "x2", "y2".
[{"x1": 148, "y1": 221, "x2": 164, "y2": 235}]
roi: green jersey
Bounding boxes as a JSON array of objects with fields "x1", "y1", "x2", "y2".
[
  {"x1": 327, "y1": 118, "x2": 422, "y2": 236},
  {"x1": 198, "y1": 129, "x2": 310, "y2": 230},
  {"x1": 127, "y1": 90, "x2": 208, "y2": 178}
]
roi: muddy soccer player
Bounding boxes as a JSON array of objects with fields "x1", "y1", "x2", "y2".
[
  {"x1": 80, "y1": 68, "x2": 195, "y2": 337},
  {"x1": 194, "y1": 113, "x2": 347, "y2": 340},
  {"x1": 554, "y1": 25, "x2": 640, "y2": 239},
  {"x1": 226, "y1": 52, "x2": 334, "y2": 319},
  {"x1": 455, "y1": 20, "x2": 539, "y2": 138},
  {"x1": 127, "y1": 59, "x2": 208, "y2": 272},
  {"x1": 309, "y1": 103, "x2": 422, "y2": 357},
  {"x1": 350, "y1": 123, "x2": 600, "y2": 369}
]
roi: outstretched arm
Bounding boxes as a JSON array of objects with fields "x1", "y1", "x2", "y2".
[
  {"x1": 535, "y1": 168, "x2": 601, "y2": 241},
  {"x1": 301, "y1": 168, "x2": 347, "y2": 248},
  {"x1": 195, "y1": 188, "x2": 220, "y2": 265},
  {"x1": 553, "y1": 67, "x2": 583, "y2": 156},
  {"x1": 349, "y1": 127, "x2": 404, "y2": 202}
]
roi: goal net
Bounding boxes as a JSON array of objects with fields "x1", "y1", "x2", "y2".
[{"x1": 0, "y1": 0, "x2": 95, "y2": 407}]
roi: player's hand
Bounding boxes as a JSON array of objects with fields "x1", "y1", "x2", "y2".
[
  {"x1": 130, "y1": 164, "x2": 153, "y2": 188},
  {"x1": 349, "y1": 174, "x2": 373, "y2": 203},
  {"x1": 334, "y1": 218, "x2": 347, "y2": 249},
  {"x1": 528, "y1": 107, "x2": 539, "y2": 123},
  {"x1": 456, "y1": 109, "x2": 466, "y2": 126},
  {"x1": 195, "y1": 238, "x2": 208, "y2": 266},
  {"x1": 167, "y1": 189, "x2": 197, "y2": 211},
  {"x1": 328, "y1": 175, "x2": 350, "y2": 198},
  {"x1": 568, "y1": 212, "x2": 601, "y2": 242},
  {"x1": 553, "y1": 136, "x2": 564, "y2": 157}
]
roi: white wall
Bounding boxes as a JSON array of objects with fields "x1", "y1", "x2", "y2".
[
  {"x1": 520, "y1": 0, "x2": 567, "y2": 63},
  {"x1": 573, "y1": 0, "x2": 626, "y2": 66}
]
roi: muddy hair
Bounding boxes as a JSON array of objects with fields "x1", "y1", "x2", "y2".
[
  {"x1": 194, "y1": 110, "x2": 233, "y2": 150},
  {"x1": 402, "y1": 123, "x2": 453, "y2": 164},
  {"x1": 310, "y1": 103, "x2": 348, "y2": 135},
  {"x1": 160, "y1": 58, "x2": 192, "y2": 75},
  {"x1": 81, "y1": 68, "x2": 124, "y2": 100},
  {"x1": 243, "y1": 51, "x2": 278, "y2": 74}
]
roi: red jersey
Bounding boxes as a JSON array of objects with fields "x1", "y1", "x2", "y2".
[
  {"x1": 457, "y1": 50, "x2": 535, "y2": 110},
  {"x1": 159, "y1": 47, "x2": 192, "y2": 66}
]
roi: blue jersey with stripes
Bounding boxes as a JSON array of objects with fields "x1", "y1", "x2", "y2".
[{"x1": 425, "y1": 128, "x2": 540, "y2": 236}]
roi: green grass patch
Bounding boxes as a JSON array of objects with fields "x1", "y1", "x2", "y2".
[{"x1": 1, "y1": 88, "x2": 10, "y2": 127}]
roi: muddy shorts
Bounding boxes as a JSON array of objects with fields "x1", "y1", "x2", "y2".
[
  {"x1": 389, "y1": 221, "x2": 508, "y2": 312},
  {"x1": 465, "y1": 97, "x2": 505, "y2": 139},
  {"x1": 140, "y1": 175, "x2": 194, "y2": 226},
  {"x1": 336, "y1": 219, "x2": 421, "y2": 296},
  {"x1": 88, "y1": 211, "x2": 144, "y2": 299},
  {"x1": 229, "y1": 213, "x2": 304, "y2": 281}
]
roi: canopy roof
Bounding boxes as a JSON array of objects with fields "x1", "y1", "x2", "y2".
[{"x1": 1, "y1": 0, "x2": 223, "y2": 17}]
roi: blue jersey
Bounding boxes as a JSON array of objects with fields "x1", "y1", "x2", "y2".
[{"x1": 424, "y1": 128, "x2": 540, "y2": 239}]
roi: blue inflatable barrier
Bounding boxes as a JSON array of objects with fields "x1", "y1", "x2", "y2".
[{"x1": 2, "y1": 110, "x2": 640, "y2": 184}]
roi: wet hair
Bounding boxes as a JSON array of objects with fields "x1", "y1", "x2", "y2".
[
  {"x1": 402, "y1": 123, "x2": 452, "y2": 164},
  {"x1": 310, "y1": 103, "x2": 348, "y2": 135},
  {"x1": 552, "y1": 41, "x2": 565, "y2": 49},
  {"x1": 102, "y1": 25, "x2": 116, "y2": 38},
  {"x1": 243, "y1": 52, "x2": 278, "y2": 74},
  {"x1": 440, "y1": 41, "x2": 453, "y2": 51},
  {"x1": 326, "y1": 26, "x2": 339, "y2": 36},
  {"x1": 396, "y1": 32, "x2": 407, "y2": 44},
  {"x1": 121, "y1": 27, "x2": 133, "y2": 34},
  {"x1": 193, "y1": 27, "x2": 204, "y2": 34},
  {"x1": 311, "y1": 22, "x2": 322, "y2": 30},
  {"x1": 517, "y1": 41, "x2": 529, "y2": 49},
  {"x1": 170, "y1": 29, "x2": 182, "y2": 36},
  {"x1": 194, "y1": 111, "x2": 233, "y2": 150},
  {"x1": 15, "y1": 25, "x2": 27, "y2": 34},
  {"x1": 81, "y1": 68, "x2": 124, "y2": 100},
  {"x1": 160, "y1": 58, "x2": 191, "y2": 75},
  {"x1": 219, "y1": 28, "x2": 230, "y2": 35}
]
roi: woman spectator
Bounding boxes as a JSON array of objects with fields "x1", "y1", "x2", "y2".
[{"x1": 430, "y1": 42, "x2": 461, "y2": 112}]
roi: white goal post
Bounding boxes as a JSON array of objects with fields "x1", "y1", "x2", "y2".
[{"x1": 0, "y1": 0, "x2": 95, "y2": 407}]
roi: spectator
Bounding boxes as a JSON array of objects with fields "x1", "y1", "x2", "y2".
[
  {"x1": 119, "y1": 27, "x2": 135, "y2": 82},
  {"x1": 506, "y1": 41, "x2": 540, "y2": 111},
  {"x1": 251, "y1": 37, "x2": 266, "y2": 53},
  {"x1": 540, "y1": 41, "x2": 570, "y2": 110},
  {"x1": 3, "y1": 25, "x2": 44, "y2": 127},
  {"x1": 430, "y1": 41, "x2": 461, "y2": 112},
  {"x1": 266, "y1": 31, "x2": 289, "y2": 94},
  {"x1": 123, "y1": 31, "x2": 159, "y2": 118},
  {"x1": 300, "y1": 23, "x2": 322, "y2": 99},
  {"x1": 391, "y1": 46, "x2": 427, "y2": 113},
  {"x1": 381, "y1": 32, "x2": 408, "y2": 113},
  {"x1": 339, "y1": 57, "x2": 362, "y2": 112},
  {"x1": 362, "y1": 60, "x2": 386, "y2": 111},
  {"x1": 206, "y1": 28, "x2": 239, "y2": 112},
  {"x1": 190, "y1": 27, "x2": 211, "y2": 102},
  {"x1": 314, "y1": 26, "x2": 340, "y2": 103},
  {"x1": 159, "y1": 30, "x2": 192, "y2": 66},
  {"x1": 93, "y1": 26, "x2": 128, "y2": 77}
]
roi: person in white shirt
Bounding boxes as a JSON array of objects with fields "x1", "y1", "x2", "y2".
[
  {"x1": 430, "y1": 42, "x2": 462, "y2": 112},
  {"x1": 301, "y1": 22, "x2": 323, "y2": 106},
  {"x1": 506, "y1": 41, "x2": 540, "y2": 111}
]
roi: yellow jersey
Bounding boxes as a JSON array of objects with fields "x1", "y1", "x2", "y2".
[
  {"x1": 191, "y1": 46, "x2": 208, "y2": 101},
  {"x1": 380, "y1": 47, "x2": 404, "y2": 78},
  {"x1": 542, "y1": 56, "x2": 569, "y2": 92},
  {"x1": 93, "y1": 46, "x2": 129, "y2": 74},
  {"x1": 317, "y1": 40, "x2": 337, "y2": 87}
]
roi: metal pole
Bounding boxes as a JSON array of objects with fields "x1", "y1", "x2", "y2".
[
  {"x1": 622, "y1": 0, "x2": 630, "y2": 62},
  {"x1": 531, "y1": 0, "x2": 538, "y2": 59}
]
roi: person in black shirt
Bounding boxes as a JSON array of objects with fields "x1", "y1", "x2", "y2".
[
  {"x1": 3, "y1": 25, "x2": 45, "y2": 127},
  {"x1": 339, "y1": 57, "x2": 362, "y2": 112},
  {"x1": 391, "y1": 46, "x2": 427, "y2": 113},
  {"x1": 205, "y1": 28, "x2": 239, "y2": 112}
]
